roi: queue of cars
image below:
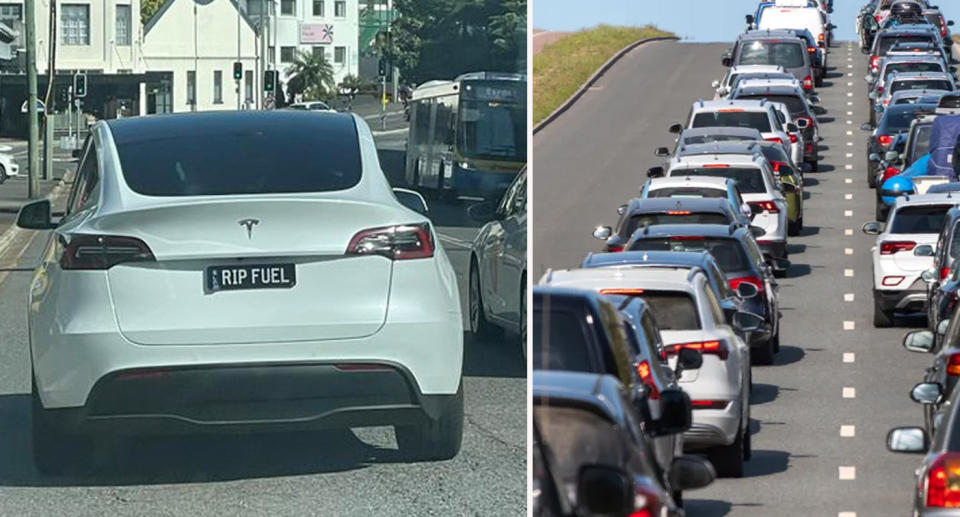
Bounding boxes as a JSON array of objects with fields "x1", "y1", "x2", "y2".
[{"x1": 532, "y1": 1, "x2": 834, "y2": 515}]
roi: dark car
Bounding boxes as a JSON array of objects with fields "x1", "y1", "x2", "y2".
[
  {"x1": 532, "y1": 371, "x2": 714, "y2": 516},
  {"x1": 865, "y1": 103, "x2": 936, "y2": 187},
  {"x1": 622, "y1": 224, "x2": 784, "y2": 364},
  {"x1": 868, "y1": 27, "x2": 941, "y2": 75},
  {"x1": 927, "y1": 207, "x2": 960, "y2": 331},
  {"x1": 592, "y1": 198, "x2": 749, "y2": 253}
]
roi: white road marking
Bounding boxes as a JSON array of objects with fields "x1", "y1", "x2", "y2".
[
  {"x1": 847, "y1": 92, "x2": 853, "y2": 97},
  {"x1": 848, "y1": 72, "x2": 854, "y2": 77},
  {"x1": 846, "y1": 120, "x2": 852, "y2": 125},
  {"x1": 844, "y1": 293, "x2": 854, "y2": 302},
  {"x1": 845, "y1": 178, "x2": 852, "y2": 184},
  {"x1": 844, "y1": 229, "x2": 853, "y2": 235},
  {"x1": 843, "y1": 387, "x2": 856, "y2": 398},
  {"x1": 845, "y1": 193, "x2": 853, "y2": 199},
  {"x1": 843, "y1": 352, "x2": 855, "y2": 362},
  {"x1": 838, "y1": 513, "x2": 857, "y2": 517},
  {"x1": 847, "y1": 111, "x2": 853, "y2": 116},
  {"x1": 844, "y1": 269, "x2": 854, "y2": 277},
  {"x1": 844, "y1": 248, "x2": 854, "y2": 255},
  {"x1": 845, "y1": 164, "x2": 853, "y2": 170},
  {"x1": 839, "y1": 466, "x2": 856, "y2": 480},
  {"x1": 847, "y1": 101, "x2": 853, "y2": 106},
  {"x1": 846, "y1": 152, "x2": 853, "y2": 158},
  {"x1": 843, "y1": 320, "x2": 855, "y2": 330},
  {"x1": 848, "y1": 64, "x2": 853, "y2": 68},
  {"x1": 847, "y1": 82, "x2": 853, "y2": 86},
  {"x1": 438, "y1": 235, "x2": 473, "y2": 249},
  {"x1": 847, "y1": 57, "x2": 852, "y2": 61},
  {"x1": 846, "y1": 130, "x2": 853, "y2": 135},
  {"x1": 844, "y1": 209, "x2": 853, "y2": 216},
  {"x1": 841, "y1": 425, "x2": 856, "y2": 437}
]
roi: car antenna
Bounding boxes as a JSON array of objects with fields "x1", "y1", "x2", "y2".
[{"x1": 642, "y1": 222, "x2": 650, "y2": 235}]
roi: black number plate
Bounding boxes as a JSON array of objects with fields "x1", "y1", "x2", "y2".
[{"x1": 206, "y1": 264, "x2": 296, "y2": 292}]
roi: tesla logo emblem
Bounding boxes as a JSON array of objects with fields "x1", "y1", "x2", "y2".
[{"x1": 238, "y1": 218, "x2": 260, "y2": 239}]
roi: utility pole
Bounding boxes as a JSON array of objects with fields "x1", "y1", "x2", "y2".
[
  {"x1": 25, "y1": 0, "x2": 39, "y2": 199},
  {"x1": 259, "y1": 0, "x2": 265, "y2": 110},
  {"x1": 236, "y1": 0, "x2": 241, "y2": 110},
  {"x1": 43, "y1": 0, "x2": 56, "y2": 181}
]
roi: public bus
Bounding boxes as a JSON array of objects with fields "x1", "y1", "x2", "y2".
[{"x1": 404, "y1": 72, "x2": 526, "y2": 199}]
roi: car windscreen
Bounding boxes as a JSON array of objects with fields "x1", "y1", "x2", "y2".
[
  {"x1": 949, "y1": 223, "x2": 960, "y2": 260},
  {"x1": 692, "y1": 111, "x2": 771, "y2": 133},
  {"x1": 532, "y1": 308, "x2": 595, "y2": 372},
  {"x1": 647, "y1": 187, "x2": 727, "y2": 199},
  {"x1": 627, "y1": 237, "x2": 750, "y2": 272},
  {"x1": 629, "y1": 291, "x2": 701, "y2": 330},
  {"x1": 738, "y1": 41, "x2": 805, "y2": 69},
  {"x1": 879, "y1": 105, "x2": 933, "y2": 133},
  {"x1": 890, "y1": 205, "x2": 952, "y2": 234},
  {"x1": 736, "y1": 94, "x2": 806, "y2": 116},
  {"x1": 890, "y1": 80, "x2": 953, "y2": 94},
  {"x1": 911, "y1": 124, "x2": 933, "y2": 159},
  {"x1": 113, "y1": 114, "x2": 362, "y2": 196},
  {"x1": 625, "y1": 212, "x2": 730, "y2": 233},
  {"x1": 879, "y1": 34, "x2": 937, "y2": 55},
  {"x1": 885, "y1": 62, "x2": 944, "y2": 77},
  {"x1": 669, "y1": 167, "x2": 766, "y2": 193}
]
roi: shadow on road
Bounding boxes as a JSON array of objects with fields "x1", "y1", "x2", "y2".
[
  {"x1": 751, "y1": 383, "x2": 779, "y2": 405},
  {"x1": 802, "y1": 178, "x2": 820, "y2": 187},
  {"x1": 786, "y1": 263, "x2": 813, "y2": 278},
  {"x1": 463, "y1": 332, "x2": 525, "y2": 378},
  {"x1": 774, "y1": 345, "x2": 805, "y2": 367},
  {"x1": 683, "y1": 499, "x2": 734, "y2": 516},
  {"x1": 816, "y1": 163, "x2": 836, "y2": 173},
  {"x1": 787, "y1": 243, "x2": 806, "y2": 255},
  {"x1": 798, "y1": 225, "x2": 821, "y2": 236},
  {"x1": 744, "y1": 449, "x2": 792, "y2": 478}
]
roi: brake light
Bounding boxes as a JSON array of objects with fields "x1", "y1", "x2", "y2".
[
  {"x1": 661, "y1": 340, "x2": 729, "y2": 360},
  {"x1": 690, "y1": 399, "x2": 730, "y2": 409},
  {"x1": 882, "y1": 166, "x2": 900, "y2": 182},
  {"x1": 879, "y1": 241, "x2": 916, "y2": 254},
  {"x1": 771, "y1": 161, "x2": 787, "y2": 172},
  {"x1": 871, "y1": 55, "x2": 879, "y2": 71},
  {"x1": 606, "y1": 244, "x2": 624, "y2": 252},
  {"x1": 877, "y1": 85, "x2": 884, "y2": 93},
  {"x1": 927, "y1": 452, "x2": 960, "y2": 507},
  {"x1": 803, "y1": 75, "x2": 813, "y2": 91},
  {"x1": 346, "y1": 223, "x2": 434, "y2": 260},
  {"x1": 703, "y1": 163, "x2": 729, "y2": 168},
  {"x1": 948, "y1": 354, "x2": 960, "y2": 377},
  {"x1": 878, "y1": 134, "x2": 894, "y2": 147},
  {"x1": 599, "y1": 288, "x2": 644, "y2": 295},
  {"x1": 789, "y1": 133, "x2": 798, "y2": 144},
  {"x1": 882, "y1": 275, "x2": 905, "y2": 286},
  {"x1": 875, "y1": 14, "x2": 881, "y2": 22},
  {"x1": 629, "y1": 483, "x2": 662, "y2": 517},
  {"x1": 749, "y1": 200, "x2": 779, "y2": 213},
  {"x1": 943, "y1": 267, "x2": 952, "y2": 281},
  {"x1": 59, "y1": 235, "x2": 155, "y2": 270},
  {"x1": 666, "y1": 210, "x2": 692, "y2": 215},
  {"x1": 635, "y1": 360, "x2": 660, "y2": 400},
  {"x1": 807, "y1": 46, "x2": 816, "y2": 53},
  {"x1": 718, "y1": 108, "x2": 745, "y2": 113},
  {"x1": 883, "y1": 98, "x2": 890, "y2": 107},
  {"x1": 817, "y1": 33, "x2": 824, "y2": 43},
  {"x1": 729, "y1": 275, "x2": 764, "y2": 293},
  {"x1": 941, "y1": 16, "x2": 948, "y2": 37}
]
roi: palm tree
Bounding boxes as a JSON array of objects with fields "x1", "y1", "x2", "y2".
[{"x1": 286, "y1": 50, "x2": 336, "y2": 101}]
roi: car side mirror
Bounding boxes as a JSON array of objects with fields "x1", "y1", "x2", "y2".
[
  {"x1": 467, "y1": 199, "x2": 497, "y2": 223},
  {"x1": 795, "y1": 118, "x2": 810, "y2": 130},
  {"x1": 914, "y1": 244, "x2": 934, "y2": 257},
  {"x1": 902, "y1": 330, "x2": 935, "y2": 353},
  {"x1": 809, "y1": 95, "x2": 821, "y2": 104},
  {"x1": 654, "y1": 147, "x2": 670, "y2": 157},
  {"x1": 677, "y1": 348, "x2": 703, "y2": 371},
  {"x1": 670, "y1": 455, "x2": 716, "y2": 491},
  {"x1": 616, "y1": 204, "x2": 627, "y2": 216},
  {"x1": 393, "y1": 188, "x2": 429, "y2": 216},
  {"x1": 736, "y1": 281, "x2": 759, "y2": 299},
  {"x1": 765, "y1": 255, "x2": 791, "y2": 272},
  {"x1": 651, "y1": 388, "x2": 692, "y2": 436},
  {"x1": 71, "y1": 148, "x2": 83, "y2": 159},
  {"x1": 593, "y1": 226, "x2": 612, "y2": 240},
  {"x1": 749, "y1": 204, "x2": 764, "y2": 216},
  {"x1": 733, "y1": 311, "x2": 764, "y2": 332},
  {"x1": 923, "y1": 268, "x2": 939, "y2": 284},
  {"x1": 647, "y1": 166, "x2": 665, "y2": 178},
  {"x1": 576, "y1": 465, "x2": 634, "y2": 516},
  {"x1": 865, "y1": 74, "x2": 875, "y2": 83},
  {"x1": 868, "y1": 153, "x2": 880, "y2": 161},
  {"x1": 862, "y1": 123, "x2": 874, "y2": 131},
  {"x1": 16, "y1": 199, "x2": 57, "y2": 230},
  {"x1": 711, "y1": 80, "x2": 720, "y2": 89},
  {"x1": 745, "y1": 14, "x2": 754, "y2": 25},
  {"x1": 749, "y1": 225, "x2": 766, "y2": 237},
  {"x1": 886, "y1": 427, "x2": 928, "y2": 454},
  {"x1": 780, "y1": 182, "x2": 798, "y2": 194},
  {"x1": 911, "y1": 382, "x2": 942, "y2": 405},
  {"x1": 949, "y1": 20, "x2": 955, "y2": 27},
  {"x1": 668, "y1": 123, "x2": 684, "y2": 134},
  {"x1": 813, "y1": 105, "x2": 826, "y2": 116},
  {"x1": 722, "y1": 55, "x2": 732, "y2": 67},
  {"x1": 885, "y1": 151, "x2": 900, "y2": 162},
  {"x1": 938, "y1": 318, "x2": 951, "y2": 336},
  {"x1": 861, "y1": 221, "x2": 883, "y2": 235},
  {"x1": 740, "y1": 202, "x2": 751, "y2": 218}
]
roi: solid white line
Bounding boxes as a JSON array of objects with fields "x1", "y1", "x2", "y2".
[
  {"x1": 839, "y1": 466, "x2": 856, "y2": 480},
  {"x1": 844, "y1": 293, "x2": 854, "y2": 302},
  {"x1": 844, "y1": 269, "x2": 854, "y2": 277},
  {"x1": 845, "y1": 193, "x2": 853, "y2": 199},
  {"x1": 845, "y1": 178, "x2": 852, "y2": 184},
  {"x1": 844, "y1": 210, "x2": 853, "y2": 216},
  {"x1": 843, "y1": 320, "x2": 855, "y2": 330},
  {"x1": 844, "y1": 248, "x2": 854, "y2": 255},
  {"x1": 841, "y1": 425, "x2": 856, "y2": 437},
  {"x1": 843, "y1": 352, "x2": 855, "y2": 362},
  {"x1": 844, "y1": 229, "x2": 853, "y2": 235},
  {"x1": 843, "y1": 387, "x2": 856, "y2": 398}
]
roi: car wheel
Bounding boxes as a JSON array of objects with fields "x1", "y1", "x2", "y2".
[
  {"x1": 873, "y1": 294, "x2": 894, "y2": 328},
  {"x1": 772, "y1": 329, "x2": 780, "y2": 353},
  {"x1": 807, "y1": 158, "x2": 818, "y2": 173},
  {"x1": 32, "y1": 377, "x2": 91, "y2": 475},
  {"x1": 868, "y1": 167, "x2": 877, "y2": 188},
  {"x1": 469, "y1": 260, "x2": 498, "y2": 339},
  {"x1": 875, "y1": 202, "x2": 887, "y2": 223},
  {"x1": 394, "y1": 382, "x2": 464, "y2": 461},
  {"x1": 743, "y1": 420, "x2": 752, "y2": 461},
  {"x1": 707, "y1": 424, "x2": 745, "y2": 478},
  {"x1": 0, "y1": 165, "x2": 7, "y2": 185},
  {"x1": 815, "y1": 76, "x2": 823, "y2": 88},
  {"x1": 519, "y1": 275, "x2": 527, "y2": 359},
  {"x1": 788, "y1": 219, "x2": 801, "y2": 237},
  {"x1": 672, "y1": 488, "x2": 684, "y2": 508},
  {"x1": 752, "y1": 336, "x2": 775, "y2": 366}
]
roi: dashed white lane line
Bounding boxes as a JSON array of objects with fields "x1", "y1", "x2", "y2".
[
  {"x1": 847, "y1": 101, "x2": 853, "y2": 105},
  {"x1": 839, "y1": 513, "x2": 857, "y2": 517},
  {"x1": 847, "y1": 141, "x2": 853, "y2": 146},
  {"x1": 843, "y1": 352, "x2": 856, "y2": 362},
  {"x1": 846, "y1": 152, "x2": 853, "y2": 158},
  {"x1": 846, "y1": 120, "x2": 852, "y2": 125},
  {"x1": 844, "y1": 293, "x2": 854, "y2": 302},
  {"x1": 844, "y1": 209, "x2": 853, "y2": 216},
  {"x1": 845, "y1": 178, "x2": 853, "y2": 184},
  {"x1": 846, "y1": 130, "x2": 853, "y2": 135},
  {"x1": 843, "y1": 387, "x2": 856, "y2": 398},
  {"x1": 847, "y1": 82, "x2": 853, "y2": 87},
  {"x1": 844, "y1": 248, "x2": 854, "y2": 255},
  {"x1": 848, "y1": 72, "x2": 853, "y2": 77},
  {"x1": 847, "y1": 57, "x2": 852, "y2": 61},
  {"x1": 847, "y1": 92, "x2": 853, "y2": 97},
  {"x1": 844, "y1": 228, "x2": 853, "y2": 235},
  {"x1": 844, "y1": 268, "x2": 854, "y2": 277},
  {"x1": 847, "y1": 111, "x2": 853, "y2": 116},
  {"x1": 848, "y1": 64, "x2": 853, "y2": 68},
  {"x1": 839, "y1": 466, "x2": 856, "y2": 480},
  {"x1": 843, "y1": 320, "x2": 855, "y2": 330},
  {"x1": 841, "y1": 425, "x2": 856, "y2": 437},
  {"x1": 845, "y1": 193, "x2": 853, "y2": 199},
  {"x1": 845, "y1": 164, "x2": 853, "y2": 170}
]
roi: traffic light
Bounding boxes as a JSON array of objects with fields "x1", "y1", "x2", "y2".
[
  {"x1": 378, "y1": 58, "x2": 386, "y2": 77},
  {"x1": 263, "y1": 70, "x2": 276, "y2": 92},
  {"x1": 233, "y1": 62, "x2": 242, "y2": 81},
  {"x1": 74, "y1": 73, "x2": 87, "y2": 98}
]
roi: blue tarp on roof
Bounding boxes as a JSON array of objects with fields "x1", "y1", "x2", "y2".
[{"x1": 926, "y1": 114, "x2": 960, "y2": 179}]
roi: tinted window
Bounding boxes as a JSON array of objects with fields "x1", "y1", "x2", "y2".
[
  {"x1": 112, "y1": 113, "x2": 362, "y2": 196},
  {"x1": 647, "y1": 187, "x2": 726, "y2": 199},
  {"x1": 670, "y1": 167, "x2": 766, "y2": 193},
  {"x1": 738, "y1": 41, "x2": 805, "y2": 68},
  {"x1": 949, "y1": 222, "x2": 960, "y2": 260},
  {"x1": 633, "y1": 291, "x2": 701, "y2": 330},
  {"x1": 681, "y1": 134, "x2": 758, "y2": 145},
  {"x1": 532, "y1": 309, "x2": 595, "y2": 372},
  {"x1": 737, "y1": 94, "x2": 806, "y2": 116},
  {"x1": 692, "y1": 111, "x2": 771, "y2": 133},
  {"x1": 879, "y1": 34, "x2": 936, "y2": 55},
  {"x1": 911, "y1": 124, "x2": 933, "y2": 159},
  {"x1": 878, "y1": 105, "x2": 933, "y2": 133},
  {"x1": 626, "y1": 212, "x2": 730, "y2": 232},
  {"x1": 890, "y1": 205, "x2": 952, "y2": 234},
  {"x1": 890, "y1": 80, "x2": 953, "y2": 94},
  {"x1": 627, "y1": 237, "x2": 751, "y2": 272},
  {"x1": 885, "y1": 62, "x2": 944, "y2": 77}
]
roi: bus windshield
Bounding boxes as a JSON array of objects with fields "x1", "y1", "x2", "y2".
[{"x1": 459, "y1": 99, "x2": 526, "y2": 161}]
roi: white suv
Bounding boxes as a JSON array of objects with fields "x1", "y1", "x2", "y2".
[
  {"x1": 677, "y1": 100, "x2": 798, "y2": 167},
  {"x1": 711, "y1": 65, "x2": 788, "y2": 98},
  {"x1": 663, "y1": 152, "x2": 790, "y2": 263},
  {"x1": 864, "y1": 194, "x2": 960, "y2": 327}
]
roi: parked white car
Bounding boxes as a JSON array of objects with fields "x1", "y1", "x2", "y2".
[{"x1": 0, "y1": 151, "x2": 19, "y2": 183}]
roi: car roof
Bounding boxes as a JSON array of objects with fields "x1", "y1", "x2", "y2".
[
  {"x1": 927, "y1": 183, "x2": 960, "y2": 194},
  {"x1": 893, "y1": 193, "x2": 960, "y2": 208},
  {"x1": 734, "y1": 83, "x2": 805, "y2": 96},
  {"x1": 533, "y1": 285, "x2": 606, "y2": 309},
  {"x1": 542, "y1": 267, "x2": 696, "y2": 292},
  {"x1": 888, "y1": 71, "x2": 953, "y2": 80},
  {"x1": 672, "y1": 151, "x2": 765, "y2": 167},
  {"x1": 730, "y1": 65, "x2": 786, "y2": 73},
  {"x1": 693, "y1": 99, "x2": 771, "y2": 111},
  {"x1": 626, "y1": 197, "x2": 733, "y2": 214},
  {"x1": 582, "y1": 250, "x2": 714, "y2": 269},
  {"x1": 679, "y1": 127, "x2": 763, "y2": 139},
  {"x1": 881, "y1": 54, "x2": 944, "y2": 63},
  {"x1": 674, "y1": 141, "x2": 763, "y2": 157},
  {"x1": 647, "y1": 176, "x2": 733, "y2": 189},
  {"x1": 531, "y1": 370, "x2": 624, "y2": 425},
  {"x1": 628, "y1": 223, "x2": 747, "y2": 239}
]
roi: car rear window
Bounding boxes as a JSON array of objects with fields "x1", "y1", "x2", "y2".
[
  {"x1": 879, "y1": 105, "x2": 933, "y2": 133},
  {"x1": 738, "y1": 41, "x2": 805, "y2": 69},
  {"x1": 631, "y1": 291, "x2": 701, "y2": 330},
  {"x1": 625, "y1": 212, "x2": 729, "y2": 234},
  {"x1": 647, "y1": 187, "x2": 726, "y2": 199},
  {"x1": 885, "y1": 62, "x2": 944, "y2": 77},
  {"x1": 692, "y1": 111, "x2": 771, "y2": 133},
  {"x1": 890, "y1": 80, "x2": 953, "y2": 94},
  {"x1": 912, "y1": 124, "x2": 933, "y2": 159},
  {"x1": 669, "y1": 167, "x2": 766, "y2": 194},
  {"x1": 879, "y1": 34, "x2": 936, "y2": 55},
  {"x1": 681, "y1": 134, "x2": 758, "y2": 145},
  {"x1": 736, "y1": 94, "x2": 806, "y2": 116},
  {"x1": 112, "y1": 113, "x2": 362, "y2": 196},
  {"x1": 627, "y1": 237, "x2": 750, "y2": 273},
  {"x1": 532, "y1": 309, "x2": 595, "y2": 372},
  {"x1": 891, "y1": 205, "x2": 952, "y2": 234}
]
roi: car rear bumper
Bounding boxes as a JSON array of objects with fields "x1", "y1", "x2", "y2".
[
  {"x1": 682, "y1": 406, "x2": 740, "y2": 449},
  {"x1": 875, "y1": 287, "x2": 927, "y2": 312},
  {"x1": 758, "y1": 239, "x2": 787, "y2": 259},
  {"x1": 37, "y1": 362, "x2": 460, "y2": 435}
]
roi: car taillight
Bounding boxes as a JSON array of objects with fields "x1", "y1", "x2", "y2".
[
  {"x1": 635, "y1": 360, "x2": 660, "y2": 400},
  {"x1": 764, "y1": 137, "x2": 786, "y2": 146},
  {"x1": 690, "y1": 399, "x2": 730, "y2": 409},
  {"x1": 803, "y1": 75, "x2": 813, "y2": 90},
  {"x1": 817, "y1": 33, "x2": 824, "y2": 43},
  {"x1": 806, "y1": 142, "x2": 813, "y2": 153},
  {"x1": 749, "y1": 200, "x2": 779, "y2": 213},
  {"x1": 941, "y1": 17, "x2": 948, "y2": 37},
  {"x1": 882, "y1": 166, "x2": 900, "y2": 182},
  {"x1": 943, "y1": 267, "x2": 952, "y2": 281},
  {"x1": 877, "y1": 85, "x2": 884, "y2": 93},
  {"x1": 599, "y1": 288, "x2": 644, "y2": 295},
  {"x1": 771, "y1": 161, "x2": 787, "y2": 172},
  {"x1": 882, "y1": 276, "x2": 905, "y2": 286},
  {"x1": 628, "y1": 483, "x2": 662, "y2": 517},
  {"x1": 729, "y1": 275, "x2": 764, "y2": 293},
  {"x1": 606, "y1": 244, "x2": 624, "y2": 252},
  {"x1": 59, "y1": 235, "x2": 156, "y2": 270},
  {"x1": 346, "y1": 223, "x2": 434, "y2": 260},
  {"x1": 927, "y1": 452, "x2": 960, "y2": 507},
  {"x1": 871, "y1": 55, "x2": 880, "y2": 71},
  {"x1": 878, "y1": 134, "x2": 893, "y2": 147},
  {"x1": 879, "y1": 241, "x2": 916, "y2": 254},
  {"x1": 789, "y1": 133, "x2": 798, "y2": 144},
  {"x1": 883, "y1": 98, "x2": 890, "y2": 106},
  {"x1": 947, "y1": 354, "x2": 960, "y2": 377},
  {"x1": 797, "y1": 115, "x2": 813, "y2": 127},
  {"x1": 661, "y1": 340, "x2": 729, "y2": 360},
  {"x1": 875, "y1": 14, "x2": 881, "y2": 22}
]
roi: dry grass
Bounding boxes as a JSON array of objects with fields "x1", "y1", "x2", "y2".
[{"x1": 532, "y1": 25, "x2": 674, "y2": 125}]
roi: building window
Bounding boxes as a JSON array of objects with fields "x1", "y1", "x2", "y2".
[
  {"x1": 281, "y1": 0, "x2": 295, "y2": 15},
  {"x1": 0, "y1": 4, "x2": 22, "y2": 22},
  {"x1": 186, "y1": 70, "x2": 196, "y2": 105},
  {"x1": 245, "y1": 70, "x2": 253, "y2": 103},
  {"x1": 334, "y1": 46, "x2": 345, "y2": 65},
  {"x1": 213, "y1": 70, "x2": 223, "y2": 104},
  {"x1": 281, "y1": 46, "x2": 295, "y2": 63},
  {"x1": 312, "y1": 0, "x2": 324, "y2": 16},
  {"x1": 334, "y1": 0, "x2": 345, "y2": 17},
  {"x1": 116, "y1": 4, "x2": 131, "y2": 46},
  {"x1": 268, "y1": 45, "x2": 275, "y2": 65},
  {"x1": 61, "y1": 4, "x2": 90, "y2": 46},
  {"x1": 312, "y1": 45, "x2": 325, "y2": 61}
]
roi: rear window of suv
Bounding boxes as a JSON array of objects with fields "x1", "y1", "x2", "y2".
[
  {"x1": 532, "y1": 309, "x2": 595, "y2": 372},
  {"x1": 890, "y1": 80, "x2": 953, "y2": 94},
  {"x1": 631, "y1": 291, "x2": 701, "y2": 330},
  {"x1": 879, "y1": 34, "x2": 936, "y2": 55},
  {"x1": 670, "y1": 167, "x2": 766, "y2": 193},
  {"x1": 891, "y1": 205, "x2": 952, "y2": 234},
  {"x1": 692, "y1": 111, "x2": 771, "y2": 133},
  {"x1": 885, "y1": 62, "x2": 944, "y2": 77},
  {"x1": 626, "y1": 212, "x2": 730, "y2": 233},
  {"x1": 736, "y1": 94, "x2": 806, "y2": 117},
  {"x1": 647, "y1": 187, "x2": 726, "y2": 199},
  {"x1": 627, "y1": 237, "x2": 750, "y2": 272},
  {"x1": 738, "y1": 41, "x2": 805, "y2": 69}
]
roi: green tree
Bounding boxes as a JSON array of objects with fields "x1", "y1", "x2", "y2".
[
  {"x1": 285, "y1": 50, "x2": 337, "y2": 101},
  {"x1": 141, "y1": 0, "x2": 165, "y2": 24}
]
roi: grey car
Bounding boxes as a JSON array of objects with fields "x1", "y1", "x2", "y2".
[{"x1": 724, "y1": 31, "x2": 815, "y2": 92}]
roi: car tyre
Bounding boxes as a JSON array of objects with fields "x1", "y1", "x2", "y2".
[
  {"x1": 788, "y1": 219, "x2": 801, "y2": 237},
  {"x1": 873, "y1": 294, "x2": 894, "y2": 328},
  {"x1": 708, "y1": 424, "x2": 745, "y2": 478},
  {"x1": 752, "y1": 336, "x2": 775, "y2": 366},
  {"x1": 0, "y1": 165, "x2": 7, "y2": 185},
  {"x1": 876, "y1": 202, "x2": 887, "y2": 222},
  {"x1": 32, "y1": 377, "x2": 91, "y2": 476},
  {"x1": 469, "y1": 260, "x2": 499, "y2": 339},
  {"x1": 519, "y1": 275, "x2": 527, "y2": 359},
  {"x1": 394, "y1": 382, "x2": 464, "y2": 461},
  {"x1": 743, "y1": 419, "x2": 752, "y2": 461},
  {"x1": 806, "y1": 158, "x2": 818, "y2": 173}
]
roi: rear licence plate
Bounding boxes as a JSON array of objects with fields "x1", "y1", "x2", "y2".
[{"x1": 206, "y1": 264, "x2": 296, "y2": 292}]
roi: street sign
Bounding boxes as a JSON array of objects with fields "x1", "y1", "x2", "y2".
[
  {"x1": 74, "y1": 72, "x2": 87, "y2": 98},
  {"x1": 20, "y1": 99, "x2": 44, "y2": 113}
]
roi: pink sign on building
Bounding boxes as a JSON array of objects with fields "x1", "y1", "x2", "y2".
[{"x1": 300, "y1": 23, "x2": 334, "y2": 44}]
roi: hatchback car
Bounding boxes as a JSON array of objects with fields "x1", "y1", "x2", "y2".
[{"x1": 17, "y1": 111, "x2": 465, "y2": 472}]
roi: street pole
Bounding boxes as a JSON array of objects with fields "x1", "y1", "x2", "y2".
[
  {"x1": 237, "y1": 0, "x2": 241, "y2": 110},
  {"x1": 388, "y1": 0, "x2": 397, "y2": 100},
  {"x1": 43, "y1": 0, "x2": 56, "y2": 182},
  {"x1": 25, "y1": 0, "x2": 39, "y2": 199},
  {"x1": 259, "y1": 1, "x2": 265, "y2": 110}
]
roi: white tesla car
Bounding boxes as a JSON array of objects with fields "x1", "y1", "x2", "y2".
[{"x1": 17, "y1": 111, "x2": 464, "y2": 473}]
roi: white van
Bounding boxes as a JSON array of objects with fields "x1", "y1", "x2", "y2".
[{"x1": 758, "y1": 6, "x2": 827, "y2": 48}]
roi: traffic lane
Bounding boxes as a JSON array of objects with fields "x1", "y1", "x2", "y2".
[{"x1": 532, "y1": 41, "x2": 728, "y2": 274}]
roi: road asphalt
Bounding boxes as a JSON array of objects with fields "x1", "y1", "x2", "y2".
[{"x1": 533, "y1": 39, "x2": 933, "y2": 516}]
